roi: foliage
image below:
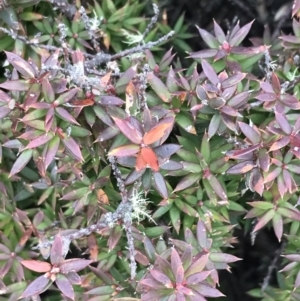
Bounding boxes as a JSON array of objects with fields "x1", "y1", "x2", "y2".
[{"x1": 1, "y1": 0, "x2": 300, "y2": 300}]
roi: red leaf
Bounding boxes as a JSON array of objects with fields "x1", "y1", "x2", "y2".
[
  {"x1": 21, "y1": 260, "x2": 51, "y2": 273},
  {"x1": 143, "y1": 117, "x2": 174, "y2": 145},
  {"x1": 70, "y1": 98, "x2": 94, "y2": 107},
  {"x1": 20, "y1": 275, "x2": 50, "y2": 299},
  {"x1": 137, "y1": 147, "x2": 159, "y2": 172}
]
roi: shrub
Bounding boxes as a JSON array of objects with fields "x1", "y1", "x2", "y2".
[{"x1": 1, "y1": 0, "x2": 300, "y2": 300}]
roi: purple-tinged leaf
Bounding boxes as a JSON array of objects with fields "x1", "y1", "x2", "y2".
[
  {"x1": 173, "y1": 173, "x2": 201, "y2": 192},
  {"x1": 171, "y1": 248, "x2": 182, "y2": 277},
  {"x1": 96, "y1": 126, "x2": 119, "y2": 142},
  {"x1": 181, "y1": 246, "x2": 192, "y2": 271},
  {"x1": 227, "y1": 144, "x2": 260, "y2": 159},
  {"x1": 272, "y1": 212, "x2": 283, "y2": 242},
  {"x1": 207, "y1": 175, "x2": 227, "y2": 200},
  {"x1": 25, "y1": 133, "x2": 53, "y2": 150},
  {"x1": 253, "y1": 209, "x2": 275, "y2": 232},
  {"x1": 283, "y1": 254, "x2": 300, "y2": 262},
  {"x1": 147, "y1": 72, "x2": 171, "y2": 103},
  {"x1": 189, "y1": 291, "x2": 207, "y2": 301},
  {"x1": 45, "y1": 107, "x2": 54, "y2": 132},
  {"x1": 280, "y1": 94, "x2": 300, "y2": 109},
  {"x1": 0, "y1": 107, "x2": 11, "y2": 118},
  {"x1": 157, "y1": 255, "x2": 175, "y2": 282},
  {"x1": 269, "y1": 136, "x2": 290, "y2": 151},
  {"x1": 61, "y1": 187, "x2": 89, "y2": 201},
  {"x1": 153, "y1": 172, "x2": 168, "y2": 199},
  {"x1": 264, "y1": 167, "x2": 282, "y2": 183},
  {"x1": 21, "y1": 260, "x2": 51, "y2": 273},
  {"x1": 226, "y1": 160, "x2": 254, "y2": 174},
  {"x1": 201, "y1": 60, "x2": 219, "y2": 86},
  {"x1": 255, "y1": 93, "x2": 277, "y2": 102},
  {"x1": 50, "y1": 234, "x2": 63, "y2": 265},
  {"x1": 108, "y1": 144, "x2": 140, "y2": 157},
  {"x1": 113, "y1": 117, "x2": 143, "y2": 144},
  {"x1": 0, "y1": 80, "x2": 30, "y2": 91},
  {"x1": 209, "y1": 253, "x2": 241, "y2": 263},
  {"x1": 60, "y1": 258, "x2": 92, "y2": 273},
  {"x1": 5, "y1": 51, "x2": 36, "y2": 79},
  {"x1": 55, "y1": 107, "x2": 79, "y2": 125},
  {"x1": 197, "y1": 220, "x2": 208, "y2": 249},
  {"x1": 221, "y1": 105, "x2": 240, "y2": 117},
  {"x1": 292, "y1": 0, "x2": 300, "y2": 17},
  {"x1": 62, "y1": 136, "x2": 83, "y2": 161},
  {"x1": 275, "y1": 111, "x2": 292, "y2": 135},
  {"x1": 42, "y1": 78, "x2": 55, "y2": 103},
  {"x1": 258, "y1": 148, "x2": 270, "y2": 172},
  {"x1": 44, "y1": 136, "x2": 60, "y2": 170},
  {"x1": 55, "y1": 274, "x2": 74, "y2": 301},
  {"x1": 208, "y1": 97, "x2": 226, "y2": 109},
  {"x1": 19, "y1": 275, "x2": 50, "y2": 299},
  {"x1": 213, "y1": 19, "x2": 226, "y2": 43},
  {"x1": 124, "y1": 168, "x2": 145, "y2": 185},
  {"x1": 238, "y1": 121, "x2": 261, "y2": 144},
  {"x1": 185, "y1": 253, "x2": 210, "y2": 278},
  {"x1": 196, "y1": 25, "x2": 219, "y2": 48},
  {"x1": 139, "y1": 277, "x2": 165, "y2": 289},
  {"x1": 249, "y1": 168, "x2": 264, "y2": 195},
  {"x1": 220, "y1": 113, "x2": 237, "y2": 132},
  {"x1": 227, "y1": 91, "x2": 250, "y2": 108},
  {"x1": 65, "y1": 272, "x2": 81, "y2": 285},
  {"x1": 189, "y1": 48, "x2": 218, "y2": 59},
  {"x1": 9, "y1": 149, "x2": 33, "y2": 177},
  {"x1": 98, "y1": 96, "x2": 124, "y2": 106},
  {"x1": 295, "y1": 270, "x2": 300, "y2": 290},
  {"x1": 277, "y1": 207, "x2": 300, "y2": 221},
  {"x1": 149, "y1": 269, "x2": 173, "y2": 287},
  {"x1": 208, "y1": 113, "x2": 221, "y2": 138},
  {"x1": 140, "y1": 289, "x2": 174, "y2": 301},
  {"x1": 191, "y1": 283, "x2": 224, "y2": 297},
  {"x1": 55, "y1": 89, "x2": 78, "y2": 105},
  {"x1": 229, "y1": 20, "x2": 254, "y2": 46},
  {"x1": 186, "y1": 271, "x2": 211, "y2": 285},
  {"x1": 0, "y1": 90, "x2": 11, "y2": 102},
  {"x1": 221, "y1": 73, "x2": 246, "y2": 89},
  {"x1": 116, "y1": 65, "x2": 137, "y2": 89},
  {"x1": 154, "y1": 144, "x2": 181, "y2": 158},
  {"x1": 176, "y1": 265, "x2": 185, "y2": 285},
  {"x1": 160, "y1": 160, "x2": 182, "y2": 171}
]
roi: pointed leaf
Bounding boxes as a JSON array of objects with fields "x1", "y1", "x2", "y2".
[
  {"x1": 5, "y1": 51, "x2": 35, "y2": 78},
  {"x1": 201, "y1": 60, "x2": 219, "y2": 86},
  {"x1": 20, "y1": 275, "x2": 50, "y2": 299},
  {"x1": 9, "y1": 149, "x2": 33, "y2": 177},
  {"x1": 60, "y1": 259, "x2": 92, "y2": 273},
  {"x1": 147, "y1": 72, "x2": 171, "y2": 103},
  {"x1": 108, "y1": 144, "x2": 140, "y2": 157},
  {"x1": 113, "y1": 117, "x2": 143, "y2": 144},
  {"x1": 238, "y1": 122, "x2": 261, "y2": 144},
  {"x1": 62, "y1": 136, "x2": 83, "y2": 161},
  {"x1": 55, "y1": 107, "x2": 80, "y2": 125},
  {"x1": 50, "y1": 234, "x2": 63, "y2": 265},
  {"x1": 55, "y1": 274, "x2": 74, "y2": 300},
  {"x1": 21, "y1": 260, "x2": 51, "y2": 273},
  {"x1": 253, "y1": 209, "x2": 275, "y2": 232}
]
